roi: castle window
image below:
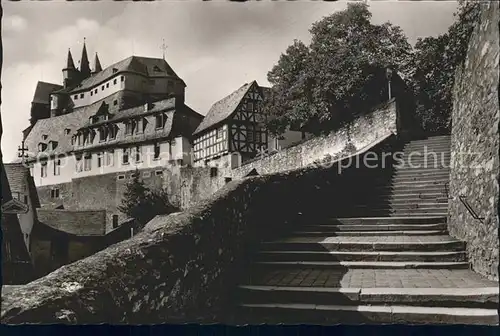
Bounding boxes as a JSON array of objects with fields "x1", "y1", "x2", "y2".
[
  {"x1": 65, "y1": 128, "x2": 71, "y2": 135},
  {"x1": 40, "y1": 161, "x2": 47, "y2": 178},
  {"x1": 210, "y1": 167, "x2": 218, "y2": 178},
  {"x1": 155, "y1": 170, "x2": 163, "y2": 176},
  {"x1": 136, "y1": 119, "x2": 144, "y2": 134},
  {"x1": 106, "y1": 83, "x2": 109, "y2": 88},
  {"x1": 95, "y1": 89, "x2": 98, "y2": 94},
  {"x1": 155, "y1": 114, "x2": 166, "y2": 129},
  {"x1": 121, "y1": 76, "x2": 124, "y2": 82},
  {"x1": 113, "y1": 79, "x2": 117, "y2": 85},
  {"x1": 122, "y1": 148, "x2": 130, "y2": 164},
  {"x1": 74, "y1": 95, "x2": 78, "y2": 100},
  {"x1": 50, "y1": 188, "x2": 60, "y2": 199},
  {"x1": 101, "y1": 85, "x2": 105, "y2": 91},
  {"x1": 75, "y1": 155, "x2": 83, "y2": 172},
  {"x1": 117, "y1": 175, "x2": 125, "y2": 180},
  {"x1": 113, "y1": 100, "x2": 118, "y2": 106},
  {"x1": 42, "y1": 134, "x2": 48, "y2": 140},
  {"x1": 53, "y1": 159, "x2": 61, "y2": 176},
  {"x1": 154, "y1": 143, "x2": 160, "y2": 159},
  {"x1": 84, "y1": 154, "x2": 92, "y2": 171},
  {"x1": 124, "y1": 121, "x2": 133, "y2": 135},
  {"x1": 108, "y1": 125, "x2": 117, "y2": 140},
  {"x1": 106, "y1": 150, "x2": 114, "y2": 167},
  {"x1": 49, "y1": 141, "x2": 58, "y2": 150},
  {"x1": 112, "y1": 215, "x2": 119, "y2": 228},
  {"x1": 90, "y1": 91, "x2": 93, "y2": 96},
  {"x1": 97, "y1": 152, "x2": 103, "y2": 168},
  {"x1": 98, "y1": 127, "x2": 107, "y2": 142},
  {"x1": 80, "y1": 93, "x2": 84, "y2": 99},
  {"x1": 38, "y1": 143, "x2": 47, "y2": 152},
  {"x1": 135, "y1": 146, "x2": 142, "y2": 162}
]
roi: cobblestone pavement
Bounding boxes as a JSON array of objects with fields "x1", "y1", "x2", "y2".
[
  {"x1": 250, "y1": 268, "x2": 498, "y2": 288},
  {"x1": 271, "y1": 235, "x2": 459, "y2": 243}
]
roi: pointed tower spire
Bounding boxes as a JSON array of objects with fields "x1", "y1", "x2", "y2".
[
  {"x1": 80, "y1": 37, "x2": 91, "y2": 78},
  {"x1": 93, "y1": 52, "x2": 102, "y2": 74},
  {"x1": 66, "y1": 48, "x2": 76, "y2": 69}
]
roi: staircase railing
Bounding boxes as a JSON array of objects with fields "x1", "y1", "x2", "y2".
[{"x1": 458, "y1": 195, "x2": 485, "y2": 223}]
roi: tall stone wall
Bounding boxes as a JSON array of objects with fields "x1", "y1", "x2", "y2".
[
  {"x1": 448, "y1": 2, "x2": 499, "y2": 280},
  {"x1": 180, "y1": 99, "x2": 398, "y2": 208}
]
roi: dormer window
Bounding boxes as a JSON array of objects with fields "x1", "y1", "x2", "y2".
[
  {"x1": 48, "y1": 140, "x2": 58, "y2": 150},
  {"x1": 112, "y1": 68, "x2": 118, "y2": 73},
  {"x1": 108, "y1": 124, "x2": 117, "y2": 140},
  {"x1": 38, "y1": 142, "x2": 47, "y2": 151},
  {"x1": 155, "y1": 113, "x2": 166, "y2": 129},
  {"x1": 65, "y1": 128, "x2": 71, "y2": 135},
  {"x1": 98, "y1": 127, "x2": 107, "y2": 142},
  {"x1": 124, "y1": 120, "x2": 134, "y2": 135},
  {"x1": 153, "y1": 66, "x2": 162, "y2": 72},
  {"x1": 136, "y1": 118, "x2": 145, "y2": 134},
  {"x1": 74, "y1": 95, "x2": 78, "y2": 100},
  {"x1": 42, "y1": 134, "x2": 48, "y2": 140}
]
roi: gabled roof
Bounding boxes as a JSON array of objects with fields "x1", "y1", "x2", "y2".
[
  {"x1": 55, "y1": 56, "x2": 184, "y2": 94},
  {"x1": 194, "y1": 81, "x2": 256, "y2": 135},
  {"x1": 3, "y1": 163, "x2": 29, "y2": 193},
  {"x1": 36, "y1": 209, "x2": 107, "y2": 236},
  {"x1": 32, "y1": 81, "x2": 63, "y2": 104}
]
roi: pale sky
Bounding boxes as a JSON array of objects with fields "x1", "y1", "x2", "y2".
[{"x1": 1, "y1": 1, "x2": 459, "y2": 162}]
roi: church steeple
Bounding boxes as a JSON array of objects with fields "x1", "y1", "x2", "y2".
[
  {"x1": 62, "y1": 48, "x2": 79, "y2": 88},
  {"x1": 93, "y1": 53, "x2": 102, "y2": 74},
  {"x1": 79, "y1": 38, "x2": 91, "y2": 79},
  {"x1": 66, "y1": 49, "x2": 76, "y2": 70}
]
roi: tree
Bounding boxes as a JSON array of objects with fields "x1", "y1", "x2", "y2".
[
  {"x1": 409, "y1": 1, "x2": 480, "y2": 134},
  {"x1": 118, "y1": 169, "x2": 178, "y2": 227},
  {"x1": 262, "y1": 3, "x2": 413, "y2": 135}
]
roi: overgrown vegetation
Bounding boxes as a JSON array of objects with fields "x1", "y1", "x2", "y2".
[
  {"x1": 118, "y1": 170, "x2": 179, "y2": 227},
  {"x1": 262, "y1": 2, "x2": 481, "y2": 136},
  {"x1": 409, "y1": 1, "x2": 480, "y2": 134}
]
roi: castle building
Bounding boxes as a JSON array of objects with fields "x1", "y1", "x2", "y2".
[{"x1": 23, "y1": 41, "x2": 203, "y2": 187}]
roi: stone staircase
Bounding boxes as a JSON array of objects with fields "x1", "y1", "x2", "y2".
[{"x1": 234, "y1": 135, "x2": 499, "y2": 325}]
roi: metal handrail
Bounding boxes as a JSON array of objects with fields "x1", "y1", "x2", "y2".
[{"x1": 458, "y1": 195, "x2": 485, "y2": 223}]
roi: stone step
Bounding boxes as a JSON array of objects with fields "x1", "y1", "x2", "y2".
[
  {"x1": 350, "y1": 208, "x2": 448, "y2": 216},
  {"x1": 290, "y1": 230, "x2": 447, "y2": 237},
  {"x1": 392, "y1": 175, "x2": 450, "y2": 183},
  {"x1": 318, "y1": 216, "x2": 447, "y2": 225},
  {"x1": 353, "y1": 203, "x2": 448, "y2": 210},
  {"x1": 392, "y1": 168, "x2": 451, "y2": 176},
  {"x1": 390, "y1": 178, "x2": 450, "y2": 186},
  {"x1": 255, "y1": 250, "x2": 466, "y2": 262},
  {"x1": 302, "y1": 223, "x2": 448, "y2": 232},
  {"x1": 261, "y1": 237, "x2": 465, "y2": 252},
  {"x1": 237, "y1": 286, "x2": 498, "y2": 309},
  {"x1": 384, "y1": 193, "x2": 449, "y2": 200},
  {"x1": 253, "y1": 261, "x2": 470, "y2": 269},
  {"x1": 237, "y1": 303, "x2": 497, "y2": 325}
]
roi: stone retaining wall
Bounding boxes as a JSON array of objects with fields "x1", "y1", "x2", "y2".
[
  {"x1": 0, "y1": 136, "x2": 396, "y2": 324},
  {"x1": 448, "y1": 2, "x2": 499, "y2": 280}
]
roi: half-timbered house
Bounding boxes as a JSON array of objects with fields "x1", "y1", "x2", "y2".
[{"x1": 192, "y1": 81, "x2": 269, "y2": 167}]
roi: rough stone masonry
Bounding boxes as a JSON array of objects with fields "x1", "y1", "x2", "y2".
[{"x1": 448, "y1": 2, "x2": 499, "y2": 280}]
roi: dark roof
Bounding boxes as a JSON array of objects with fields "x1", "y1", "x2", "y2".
[
  {"x1": 3, "y1": 163, "x2": 41, "y2": 209},
  {"x1": 3, "y1": 163, "x2": 29, "y2": 193},
  {"x1": 24, "y1": 96, "x2": 198, "y2": 158},
  {"x1": 82, "y1": 98, "x2": 176, "y2": 128},
  {"x1": 36, "y1": 209, "x2": 107, "y2": 236},
  {"x1": 32, "y1": 81, "x2": 63, "y2": 104},
  {"x1": 55, "y1": 56, "x2": 184, "y2": 94},
  {"x1": 194, "y1": 81, "x2": 255, "y2": 135}
]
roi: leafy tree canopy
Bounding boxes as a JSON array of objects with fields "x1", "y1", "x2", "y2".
[
  {"x1": 409, "y1": 1, "x2": 480, "y2": 134},
  {"x1": 263, "y1": 3, "x2": 413, "y2": 135}
]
